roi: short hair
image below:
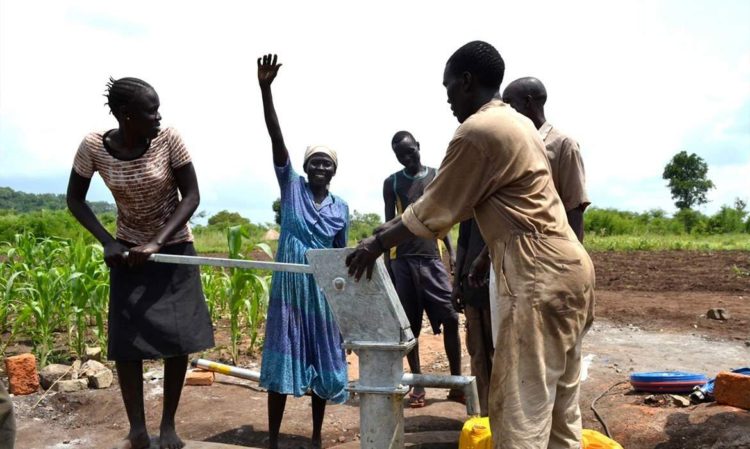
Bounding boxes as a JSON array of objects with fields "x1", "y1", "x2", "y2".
[
  {"x1": 105, "y1": 77, "x2": 154, "y2": 117},
  {"x1": 446, "y1": 41, "x2": 505, "y2": 90},
  {"x1": 391, "y1": 130, "x2": 416, "y2": 146}
]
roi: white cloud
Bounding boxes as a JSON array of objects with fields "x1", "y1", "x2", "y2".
[{"x1": 1, "y1": 0, "x2": 749, "y2": 222}]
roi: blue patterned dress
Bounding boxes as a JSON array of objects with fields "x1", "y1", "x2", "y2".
[{"x1": 259, "y1": 159, "x2": 350, "y2": 403}]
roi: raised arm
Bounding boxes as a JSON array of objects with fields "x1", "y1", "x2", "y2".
[{"x1": 258, "y1": 54, "x2": 289, "y2": 167}]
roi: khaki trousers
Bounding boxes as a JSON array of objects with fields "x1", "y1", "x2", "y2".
[
  {"x1": 465, "y1": 303, "x2": 494, "y2": 417},
  {"x1": 489, "y1": 234, "x2": 595, "y2": 449}
]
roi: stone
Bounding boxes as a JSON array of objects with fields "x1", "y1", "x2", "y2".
[
  {"x1": 669, "y1": 394, "x2": 691, "y2": 407},
  {"x1": 39, "y1": 364, "x2": 73, "y2": 390},
  {"x1": 714, "y1": 371, "x2": 750, "y2": 410},
  {"x1": 54, "y1": 378, "x2": 88, "y2": 393},
  {"x1": 80, "y1": 359, "x2": 107, "y2": 378},
  {"x1": 71, "y1": 359, "x2": 82, "y2": 379},
  {"x1": 89, "y1": 368, "x2": 113, "y2": 389},
  {"x1": 707, "y1": 308, "x2": 730, "y2": 320},
  {"x1": 143, "y1": 369, "x2": 164, "y2": 381},
  {"x1": 5, "y1": 353, "x2": 40, "y2": 395},
  {"x1": 84, "y1": 346, "x2": 102, "y2": 361},
  {"x1": 185, "y1": 369, "x2": 214, "y2": 386}
]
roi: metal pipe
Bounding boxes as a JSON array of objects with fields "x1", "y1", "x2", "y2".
[
  {"x1": 191, "y1": 358, "x2": 261, "y2": 382},
  {"x1": 401, "y1": 373, "x2": 480, "y2": 416},
  {"x1": 124, "y1": 252, "x2": 314, "y2": 274}
]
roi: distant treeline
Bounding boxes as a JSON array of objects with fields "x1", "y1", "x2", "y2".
[
  {"x1": 0, "y1": 186, "x2": 115, "y2": 214},
  {"x1": 585, "y1": 202, "x2": 750, "y2": 236},
  {"x1": 1, "y1": 187, "x2": 748, "y2": 246}
]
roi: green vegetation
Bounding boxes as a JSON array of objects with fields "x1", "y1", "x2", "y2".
[
  {"x1": 1, "y1": 228, "x2": 273, "y2": 367},
  {"x1": 0, "y1": 232, "x2": 109, "y2": 365},
  {"x1": 1, "y1": 185, "x2": 748, "y2": 367},
  {"x1": 584, "y1": 233, "x2": 750, "y2": 252}
]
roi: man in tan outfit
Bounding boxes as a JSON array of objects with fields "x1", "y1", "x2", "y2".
[
  {"x1": 347, "y1": 41, "x2": 595, "y2": 449},
  {"x1": 502, "y1": 77, "x2": 590, "y2": 242}
]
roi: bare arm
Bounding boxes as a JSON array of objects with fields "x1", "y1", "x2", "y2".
[
  {"x1": 566, "y1": 206, "x2": 585, "y2": 243},
  {"x1": 66, "y1": 169, "x2": 125, "y2": 266},
  {"x1": 126, "y1": 162, "x2": 201, "y2": 265},
  {"x1": 257, "y1": 54, "x2": 289, "y2": 167},
  {"x1": 442, "y1": 233, "x2": 455, "y2": 273}
]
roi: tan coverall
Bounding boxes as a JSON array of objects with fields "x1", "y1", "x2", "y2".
[{"x1": 402, "y1": 100, "x2": 595, "y2": 449}]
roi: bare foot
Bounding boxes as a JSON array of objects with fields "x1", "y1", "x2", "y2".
[
  {"x1": 159, "y1": 426, "x2": 185, "y2": 449},
  {"x1": 112, "y1": 430, "x2": 151, "y2": 449}
]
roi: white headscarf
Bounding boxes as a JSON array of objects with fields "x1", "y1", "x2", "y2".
[{"x1": 303, "y1": 145, "x2": 338, "y2": 169}]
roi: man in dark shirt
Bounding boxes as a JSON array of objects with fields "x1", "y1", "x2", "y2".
[
  {"x1": 452, "y1": 218, "x2": 493, "y2": 416},
  {"x1": 383, "y1": 130, "x2": 462, "y2": 407}
]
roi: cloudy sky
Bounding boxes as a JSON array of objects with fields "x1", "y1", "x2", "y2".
[{"x1": 1, "y1": 0, "x2": 748, "y2": 224}]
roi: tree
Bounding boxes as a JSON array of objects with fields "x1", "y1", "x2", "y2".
[
  {"x1": 662, "y1": 151, "x2": 714, "y2": 210},
  {"x1": 207, "y1": 210, "x2": 250, "y2": 229},
  {"x1": 349, "y1": 211, "x2": 383, "y2": 242}
]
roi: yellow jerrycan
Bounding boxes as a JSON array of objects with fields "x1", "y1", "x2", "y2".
[
  {"x1": 582, "y1": 429, "x2": 623, "y2": 449},
  {"x1": 459, "y1": 416, "x2": 492, "y2": 449}
]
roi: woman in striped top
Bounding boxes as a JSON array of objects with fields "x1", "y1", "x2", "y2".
[{"x1": 66, "y1": 77, "x2": 214, "y2": 449}]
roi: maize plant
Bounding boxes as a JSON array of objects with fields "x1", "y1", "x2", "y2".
[{"x1": 224, "y1": 226, "x2": 272, "y2": 364}]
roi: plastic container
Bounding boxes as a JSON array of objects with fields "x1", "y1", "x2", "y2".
[
  {"x1": 582, "y1": 429, "x2": 624, "y2": 449},
  {"x1": 630, "y1": 371, "x2": 708, "y2": 393},
  {"x1": 459, "y1": 416, "x2": 492, "y2": 449}
]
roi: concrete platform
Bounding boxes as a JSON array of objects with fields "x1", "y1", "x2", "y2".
[
  {"x1": 146, "y1": 439, "x2": 262, "y2": 449},
  {"x1": 332, "y1": 431, "x2": 460, "y2": 449}
]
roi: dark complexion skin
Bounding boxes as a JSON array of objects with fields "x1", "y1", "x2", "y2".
[
  {"x1": 66, "y1": 86, "x2": 197, "y2": 449},
  {"x1": 258, "y1": 53, "x2": 329, "y2": 449},
  {"x1": 383, "y1": 135, "x2": 460, "y2": 399},
  {"x1": 502, "y1": 78, "x2": 586, "y2": 242},
  {"x1": 347, "y1": 61, "x2": 497, "y2": 281}
]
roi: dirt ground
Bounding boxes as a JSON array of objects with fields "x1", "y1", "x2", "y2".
[{"x1": 6, "y1": 250, "x2": 750, "y2": 449}]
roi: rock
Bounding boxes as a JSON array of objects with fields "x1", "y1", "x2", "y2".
[
  {"x1": 338, "y1": 436, "x2": 347, "y2": 443},
  {"x1": 39, "y1": 364, "x2": 73, "y2": 390},
  {"x1": 84, "y1": 346, "x2": 102, "y2": 361},
  {"x1": 707, "y1": 308, "x2": 730, "y2": 320},
  {"x1": 644, "y1": 395, "x2": 659, "y2": 405},
  {"x1": 54, "y1": 378, "x2": 88, "y2": 393},
  {"x1": 80, "y1": 360, "x2": 107, "y2": 378},
  {"x1": 89, "y1": 368, "x2": 113, "y2": 389},
  {"x1": 714, "y1": 371, "x2": 750, "y2": 410},
  {"x1": 71, "y1": 360, "x2": 82, "y2": 379},
  {"x1": 185, "y1": 369, "x2": 214, "y2": 386},
  {"x1": 5, "y1": 353, "x2": 40, "y2": 395},
  {"x1": 669, "y1": 394, "x2": 691, "y2": 407},
  {"x1": 143, "y1": 369, "x2": 164, "y2": 381}
]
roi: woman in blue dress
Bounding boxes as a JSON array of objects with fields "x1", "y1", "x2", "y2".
[{"x1": 257, "y1": 54, "x2": 349, "y2": 449}]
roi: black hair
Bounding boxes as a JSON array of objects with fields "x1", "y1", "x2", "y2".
[
  {"x1": 391, "y1": 130, "x2": 416, "y2": 146},
  {"x1": 447, "y1": 41, "x2": 505, "y2": 91},
  {"x1": 104, "y1": 77, "x2": 154, "y2": 118}
]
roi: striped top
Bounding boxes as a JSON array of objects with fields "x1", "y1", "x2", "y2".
[{"x1": 73, "y1": 127, "x2": 194, "y2": 245}]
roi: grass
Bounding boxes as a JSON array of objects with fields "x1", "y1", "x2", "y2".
[{"x1": 584, "y1": 233, "x2": 750, "y2": 251}]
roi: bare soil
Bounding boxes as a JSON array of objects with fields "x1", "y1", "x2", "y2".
[{"x1": 7, "y1": 250, "x2": 750, "y2": 449}]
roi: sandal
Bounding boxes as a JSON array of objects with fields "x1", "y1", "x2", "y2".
[
  {"x1": 447, "y1": 389, "x2": 466, "y2": 404},
  {"x1": 408, "y1": 390, "x2": 427, "y2": 408}
]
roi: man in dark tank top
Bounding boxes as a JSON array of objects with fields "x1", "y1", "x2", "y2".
[{"x1": 382, "y1": 131, "x2": 463, "y2": 407}]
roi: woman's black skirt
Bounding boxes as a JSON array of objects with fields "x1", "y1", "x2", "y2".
[{"x1": 108, "y1": 241, "x2": 215, "y2": 361}]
